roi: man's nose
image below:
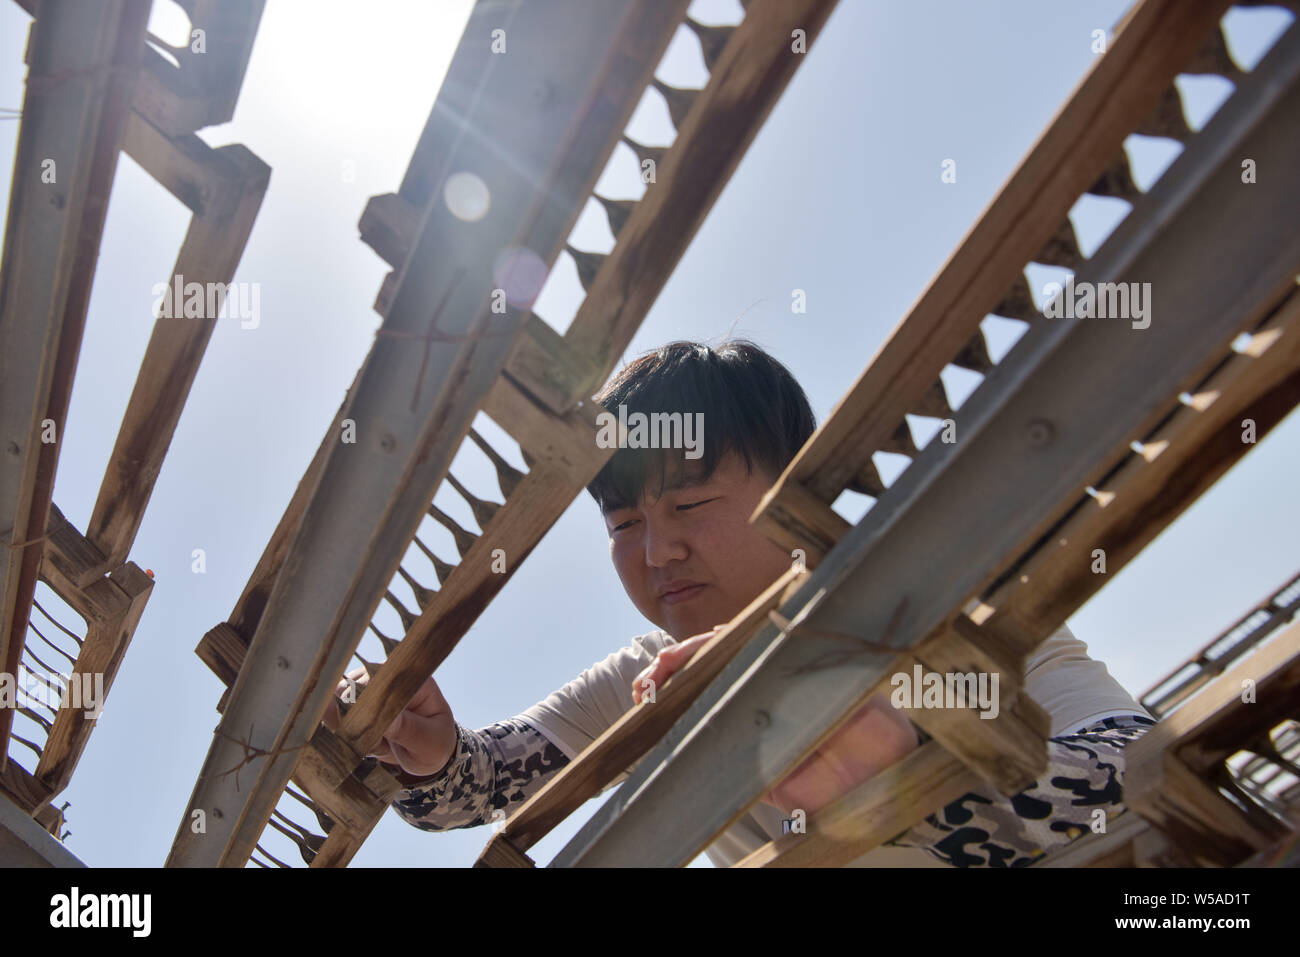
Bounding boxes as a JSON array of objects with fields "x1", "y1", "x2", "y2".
[{"x1": 643, "y1": 516, "x2": 688, "y2": 567}]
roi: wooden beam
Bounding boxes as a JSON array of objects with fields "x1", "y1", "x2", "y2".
[
  {"x1": 980, "y1": 287, "x2": 1300, "y2": 655},
  {"x1": 82, "y1": 117, "x2": 270, "y2": 579},
  {"x1": 0, "y1": 0, "x2": 150, "y2": 769}
]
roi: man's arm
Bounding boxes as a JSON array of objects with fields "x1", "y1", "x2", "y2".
[
  {"x1": 392, "y1": 717, "x2": 569, "y2": 831},
  {"x1": 379, "y1": 632, "x2": 671, "y2": 831},
  {"x1": 883, "y1": 714, "x2": 1154, "y2": 866}
]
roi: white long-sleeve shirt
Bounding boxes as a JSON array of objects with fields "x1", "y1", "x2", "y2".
[{"x1": 392, "y1": 623, "x2": 1153, "y2": 866}]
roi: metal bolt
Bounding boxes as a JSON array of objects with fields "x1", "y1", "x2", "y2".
[
  {"x1": 212, "y1": 807, "x2": 223, "y2": 819},
  {"x1": 1025, "y1": 418, "x2": 1055, "y2": 447},
  {"x1": 5, "y1": 441, "x2": 18, "y2": 457},
  {"x1": 753, "y1": 709, "x2": 771, "y2": 730},
  {"x1": 276, "y1": 656, "x2": 289, "y2": 670},
  {"x1": 379, "y1": 433, "x2": 396, "y2": 453}
]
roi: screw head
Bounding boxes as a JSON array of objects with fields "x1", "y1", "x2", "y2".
[
  {"x1": 1025, "y1": 419, "x2": 1055, "y2": 447},
  {"x1": 379, "y1": 433, "x2": 396, "y2": 453},
  {"x1": 276, "y1": 656, "x2": 290, "y2": 670},
  {"x1": 753, "y1": 709, "x2": 771, "y2": 730}
]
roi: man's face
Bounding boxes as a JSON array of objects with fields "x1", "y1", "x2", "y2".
[{"x1": 603, "y1": 450, "x2": 794, "y2": 640}]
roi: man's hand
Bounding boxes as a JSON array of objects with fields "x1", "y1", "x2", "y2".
[
  {"x1": 631, "y1": 627, "x2": 721, "y2": 704},
  {"x1": 324, "y1": 667, "x2": 459, "y2": 779},
  {"x1": 631, "y1": 630, "x2": 919, "y2": 816}
]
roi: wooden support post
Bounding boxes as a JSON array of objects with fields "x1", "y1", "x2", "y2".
[{"x1": 0, "y1": 0, "x2": 150, "y2": 769}]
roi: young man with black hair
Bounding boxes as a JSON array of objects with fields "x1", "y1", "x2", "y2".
[{"x1": 338, "y1": 340, "x2": 1153, "y2": 867}]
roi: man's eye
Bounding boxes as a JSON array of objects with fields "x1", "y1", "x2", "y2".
[
  {"x1": 612, "y1": 518, "x2": 638, "y2": 532},
  {"x1": 677, "y1": 497, "x2": 718, "y2": 511}
]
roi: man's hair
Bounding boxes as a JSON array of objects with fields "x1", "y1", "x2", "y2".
[{"x1": 585, "y1": 339, "x2": 816, "y2": 512}]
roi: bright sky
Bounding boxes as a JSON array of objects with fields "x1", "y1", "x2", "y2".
[{"x1": 1, "y1": 0, "x2": 1296, "y2": 869}]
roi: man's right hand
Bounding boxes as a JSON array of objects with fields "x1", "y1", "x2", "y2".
[{"x1": 324, "y1": 668, "x2": 459, "y2": 779}]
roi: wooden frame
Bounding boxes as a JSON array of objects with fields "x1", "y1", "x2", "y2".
[{"x1": 0, "y1": 0, "x2": 267, "y2": 851}]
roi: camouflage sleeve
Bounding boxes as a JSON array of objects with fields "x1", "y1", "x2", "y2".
[
  {"x1": 390, "y1": 717, "x2": 569, "y2": 831},
  {"x1": 884, "y1": 713, "x2": 1156, "y2": 866}
]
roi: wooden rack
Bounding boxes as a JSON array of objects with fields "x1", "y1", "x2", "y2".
[{"x1": 0, "y1": 0, "x2": 267, "y2": 860}]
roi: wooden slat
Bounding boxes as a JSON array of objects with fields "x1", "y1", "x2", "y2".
[
  {"x1": 1127, "y1": 622, "x2": 1300, "y2": 776},
  {"x1": 753, "y1": 0, "x2": 1236, "y2": 556},
  {"x1": 0, "y1": 0, "x2": 150, "y2": 768},
  {"x1": 0, "y1": 756, "x2": 55, "y2": 817},
  {"x1": 83, "y1": 118, "x2": 270, "y2": 580}
]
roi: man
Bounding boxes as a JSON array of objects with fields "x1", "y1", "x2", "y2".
[{"x1": 333, "y1": 340, "x2": 1153, "y2": 866}]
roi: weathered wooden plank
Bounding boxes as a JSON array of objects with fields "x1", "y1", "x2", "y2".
[
  {"x1": 733, "y1": 741, "x2": 978, "y2": 867},
  {"x1": 1127, "y1": 622, "x2": 1300, "y2": 778},
  {"x1": 0, "y1": 0, "x2": 150, "y2": 768},
  {"x1": 130, "y1": 1, "x2": 265, "y2": 137},
  {"x1": 168, "y1": 0, "x2": 693, "y2": 867},
  {"x1": 981, "y1": 287, "x2": 1300, "y2": 656},
  {"x1": 1131, "y1": 751, "x2": 1285, "y2": 865},
  {"x1": 0, "y1": 755, "x2": 54, "y2": 816},
  {"x1": 753, "y1": 0, "x2": 1236, "y2": 556},
  {"x1": 83, "y1": 126, "x2": 269, "y2": 580}
]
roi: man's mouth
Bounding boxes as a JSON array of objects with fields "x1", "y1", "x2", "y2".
[{"x1": 658, "y1": 582, "x2": 707, "y2": 605}]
